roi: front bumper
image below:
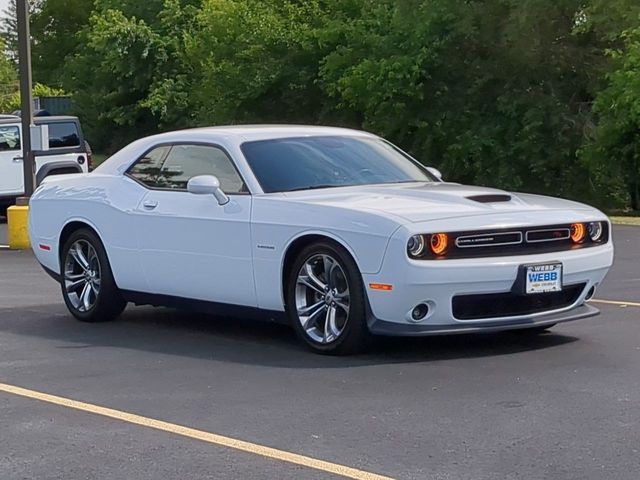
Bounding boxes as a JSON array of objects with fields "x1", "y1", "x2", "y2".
[
  {"x1": 369, "y1": 303, "x2": 599, "y2": 336},
  {"x1": 362, "y1": 233, "x2": 613, "y2": 336}
]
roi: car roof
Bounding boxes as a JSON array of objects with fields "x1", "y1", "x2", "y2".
[
  {"x1": 180, "y1": 125, "x2": 376, "y2": 142},
  {"x1": 0, "y1": 115, "x2": 79, "y2": 125},
  {"x1": 95, "y1": 125, "x2": 380, "y2": 179}
]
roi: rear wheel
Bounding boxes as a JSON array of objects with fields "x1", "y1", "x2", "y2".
[
  {"x1": 61, "y1": 229, "x2": 126, "y2": 322},
  {"x1": 286, "y1": 241, "x2": 369, "y2": 355}
]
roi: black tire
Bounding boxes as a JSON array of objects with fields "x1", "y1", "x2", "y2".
[
  {"x1": 286, "y1": 241, "x2": 370, "y2": 355},
  {"x1": 60, "y1": 228, "x2": 126, "y2": 322}
]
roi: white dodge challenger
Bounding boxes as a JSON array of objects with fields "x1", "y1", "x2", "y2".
[{"x1": 29, "y1": 126, "x2": 614, "y2": 354}]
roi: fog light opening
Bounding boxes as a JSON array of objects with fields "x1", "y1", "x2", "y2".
[
  {"x1": 411, "y1": 303, "x2": 429, "y2": 322},
  {"x1": 585, "y1": 285, "x2": 597, "y2": 301}
]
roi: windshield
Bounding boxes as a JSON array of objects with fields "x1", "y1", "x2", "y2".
[{"x1": 240, "y1": 136, "x2": 437, "y2": 193}]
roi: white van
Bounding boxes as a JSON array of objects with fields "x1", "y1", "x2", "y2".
[{"x1": 0, "y1": 116, "x2": 91, "y2": 209}]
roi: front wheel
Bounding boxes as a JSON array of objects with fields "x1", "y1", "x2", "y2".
[
  {"x1": 60, "y1": 228, "x2": 126, "y2": 322},
  {"x1": 286, "y1": 241, "x2": 369, "y2": 355}
]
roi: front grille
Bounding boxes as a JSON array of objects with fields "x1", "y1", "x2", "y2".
[
  {"x1": 456, "y1": 231, "x2": 522, "y2": 248},
  {"x1": 452, "y1": 283, "x2": 586, "y2": 320},
  {"x1": 525, "y1": 228, "x2": 570, "y2": 243},
  {"x1": 415, "y1": 223, "x2": 609, "y2": 259}
]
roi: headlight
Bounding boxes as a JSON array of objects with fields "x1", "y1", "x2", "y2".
[
  {"x1": 587, "y1": 221, "x2": 603, "y2": 242},
  {"x1": 429, "y1": 233, "x2": 449, "y2": 255},
  {"x1": 570, "y1": 223, "x2": 586, "y2": 243},
  {"x1": 407, "y1": 234, "x2": 425, "y2": 257},
  {"x1": 408, "y1": 233, "x2": 450, "y2": 258}
]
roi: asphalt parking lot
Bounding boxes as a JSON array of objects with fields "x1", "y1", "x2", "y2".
[{"x1": 1, "y1": 217, "x2": 639, "y2": 480}]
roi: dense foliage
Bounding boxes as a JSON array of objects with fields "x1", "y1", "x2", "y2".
[{"x1": 2, "y1": 0, "x2": 639, "y2": 210}]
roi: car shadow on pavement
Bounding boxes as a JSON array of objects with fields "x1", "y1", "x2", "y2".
[{"x1": 0, "y1": 303, "x2": 579, "y2": 368}]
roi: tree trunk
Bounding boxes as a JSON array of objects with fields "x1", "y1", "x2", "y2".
[{"x1": 630, "y1": 180, "x2": 639, "y2": 212}]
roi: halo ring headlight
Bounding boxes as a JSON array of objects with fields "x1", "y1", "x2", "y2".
[
  {"x1": 587, "y1": 222, "x2": 603, "y2": 242},
  {"x1": 407, "y1": 234, "x2": 426, "y2": 257},
  {"x1": 430, "y1": 233, "x2": 449, "y2": 256},
  {"x1": 570, "y1": 223, "x2": 586, "y2": 243}
]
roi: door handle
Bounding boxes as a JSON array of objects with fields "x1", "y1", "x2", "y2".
[
  {"x1": 143, "y1": 200, "x2": 158, "y2": 210},
  {"x1": 12, "y1": 157, "x2": 22, "y2": 163}
]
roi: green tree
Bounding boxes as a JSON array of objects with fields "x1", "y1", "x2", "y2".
[
  {"x1": 20, "y1": 0, "x2": 640, "y2": 210},
  {"x1": 0, "y1": 38, "x2": 17, "y2": 110},
  {"x1": 140, "y1": 0, "x2": 204, "y2": 128},
  {"x1": 179, "y1": 0, "x2": 330, "y2": 126},
  {"x1": 317, "y1": 0, "x2": 603, "y2": 201},
  {"x1": 0, "y1": 0, "x2": 42, "y2": 64},
  {"x1": 61, "y1": 0, "x2": 202, "y2": 151},
  {"x1": 64, "y1": 8, "x2": 167, "y2": 152},
  {"x1": 95, "y1": 0, "x2": 168, "y2": 24},
  {"x1": 583, "y1": 26, "x2": 640, "y2": 210},
  {"x1": 30, "y1": 0, "x2": 92, "y2": 86}
]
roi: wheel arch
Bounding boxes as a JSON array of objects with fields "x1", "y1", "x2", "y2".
[
  {"x1": 280, "y1": 232, "x2": 361, "y2": 308},
  {"x1": 58, "y1": 219, "x2": 104, "y2": 266},
  {"x1": 36, "y1": 161, "x2": 83, "y2": 186}
]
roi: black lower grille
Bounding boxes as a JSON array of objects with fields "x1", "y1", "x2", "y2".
[{"x1": 452, "y1": 283, "x2": 586, "y2": 320}]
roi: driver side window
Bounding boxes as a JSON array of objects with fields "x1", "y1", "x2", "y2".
[{"x1": 128, "y1": 144, "x2": 245, "y2": 193}]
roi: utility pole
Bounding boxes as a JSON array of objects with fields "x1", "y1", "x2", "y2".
[{"x1": 16, "y1": 0, "x2": 35, "y2": 203}]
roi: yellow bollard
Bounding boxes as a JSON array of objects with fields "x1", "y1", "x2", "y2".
[{"x1": 7, "y1": 205, "x2": 30, "y2": 250}]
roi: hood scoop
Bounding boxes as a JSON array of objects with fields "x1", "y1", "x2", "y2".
[{"x1": 466, "y1": 194, "x2": 512, "y2": 203}]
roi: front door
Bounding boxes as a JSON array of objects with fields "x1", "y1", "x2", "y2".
[
  {"x1": 0, "y1": 125, "x2": 24, "y2": 196},
  {"x1": 128, "y1": 143, "x2": 256, "y2": 307}
]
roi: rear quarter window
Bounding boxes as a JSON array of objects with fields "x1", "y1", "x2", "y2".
[{"x1": 48, "y1": 122, "x2": 80, "y2": 149}]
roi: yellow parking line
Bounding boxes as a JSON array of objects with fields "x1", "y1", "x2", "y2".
[
  {"x1": 0, "y1": 382, "x2": 394, "y2": 480},
  {"x1": 590, "y1": 299, "x2": 640, "y2": 308}
]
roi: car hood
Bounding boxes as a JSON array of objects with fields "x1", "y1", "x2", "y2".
[{"x1": 281, "y1": 182, "x2": 598, "y2": 223}]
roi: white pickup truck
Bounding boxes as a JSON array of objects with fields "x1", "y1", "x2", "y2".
[{"x1": 0, "y1": 116, "x2": 91, "y2": 210}]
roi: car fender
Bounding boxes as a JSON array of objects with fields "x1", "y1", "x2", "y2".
[
  {"x1": 281, "y1": 228, "x2": 361, "y2": 272},
  {"x1": 29, "y1": 174, "x2": 149, "y2": 291},
  {"x1": 250, "y1": 196, "x2": 403, "y2": 311}
]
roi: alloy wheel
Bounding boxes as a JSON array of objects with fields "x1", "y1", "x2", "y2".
[
  {"x1": 63, "y1": 239, "x2": 101, "y2": 312},
  {"x1": 294, "y1": 254, "x2": 350, "y2": 344}
]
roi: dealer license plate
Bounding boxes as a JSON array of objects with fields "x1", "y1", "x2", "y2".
[{"x1": 525, "y1": 263, "x2": 562, "y2": 294}]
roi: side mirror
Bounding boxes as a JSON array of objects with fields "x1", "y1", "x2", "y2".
[
  {"x1": 426, "y1": 167, "x2": 443, "y2": 181},
  {"x1": 187, "y1": 175, "x2": 229, "y2": 205}
]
